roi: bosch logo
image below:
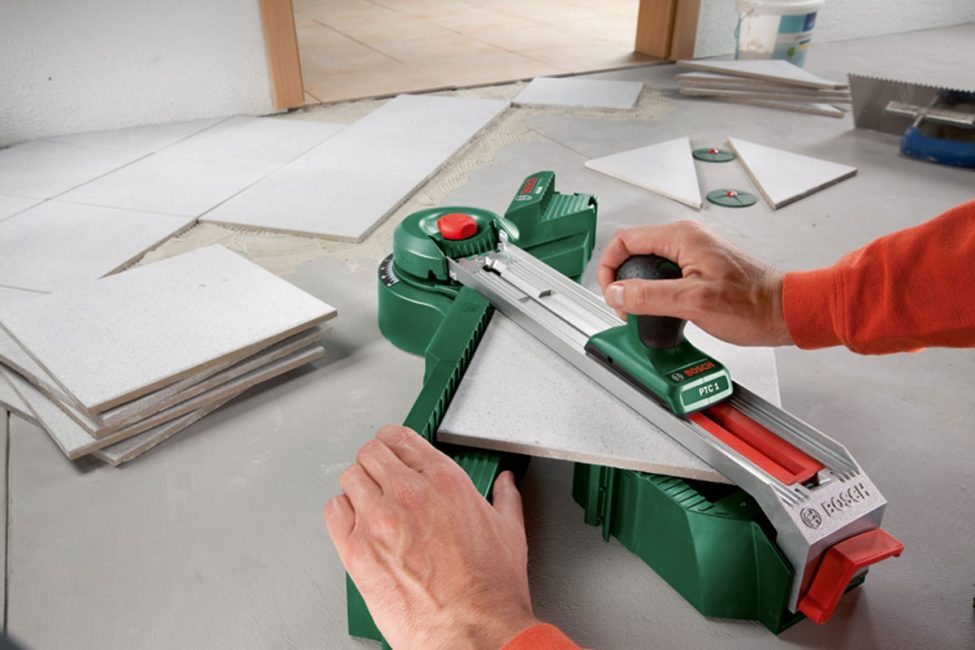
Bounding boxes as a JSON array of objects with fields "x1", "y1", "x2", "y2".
[
  {"x1": 800, "y1": 507, "x2": 822, "y2": 529},
  {"x1": 820, "y1": 483, "x2": 871, "y2": 518},
  {"x1": 683, "y1": 361, "x2": 715, "y2": 377}
]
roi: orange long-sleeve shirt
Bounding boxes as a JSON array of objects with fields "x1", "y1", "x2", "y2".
[{"x1": 784, "y1": 200, "x2": 975, "y2": 353}]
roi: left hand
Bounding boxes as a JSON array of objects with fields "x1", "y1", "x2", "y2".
[{"x1": 325, "y1": 425, "x2": 539, "y2": 650}]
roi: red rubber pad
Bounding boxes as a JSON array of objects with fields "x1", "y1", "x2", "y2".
[
  {"x1": 437, "y1": 213, "x2": 478, "y2": 240},
  {"x1": 798, "y1": 528, "x2": 904, "y2": 624},
  {"x1": 689, "y1": 403, "x2": 824, "y2": 485}
]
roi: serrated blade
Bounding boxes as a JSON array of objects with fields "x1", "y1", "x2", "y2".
[{"x1": 848, "y1": 74, "x2": 972, "y2": 134}]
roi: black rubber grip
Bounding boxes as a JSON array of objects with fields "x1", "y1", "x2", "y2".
[{"x1": 616, "y1": 255, "x2": 686, "y2": 350}]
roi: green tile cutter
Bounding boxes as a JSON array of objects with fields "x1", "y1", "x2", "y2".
[{"x1": 352, "y1": 172, "x2": 902, "y2": 646}]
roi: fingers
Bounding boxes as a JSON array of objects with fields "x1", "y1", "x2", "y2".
[
  {"x1": 356, "y1": 437, "x2": 415, "y2": 492},
  {"x1": 604, "y1": 278, "x2": 695, "y2": 319},
  {"x1": 376, "y1": 425, "x2": 451, "y2": 473},
  {"x1": 324, "y1": 494, "x2": 355, "y2": 555},
  {"x1": 492, "y1": 471, "x2": 525, "y2": 530},
  {"x1": 339, "y1": 463, "x2": 381, "y2": 511},
  {"x1": 597, "y1": 223, "x2": 692, "y2": 293}
]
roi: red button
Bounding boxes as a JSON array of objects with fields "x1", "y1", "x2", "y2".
[
  {"x1": 708, "y1": 148, "x2": 719, "y2": 154},
  {"x1": 437, "y1": 213, "x2": 478, "y2": 240}
]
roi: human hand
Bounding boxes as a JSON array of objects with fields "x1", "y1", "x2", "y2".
[
  {"x1": 597, "y1": 221, "x2": 792, "y2": 347},
  {"x1": 325, "y1": 425, "x2": 538, "y2": 650}
]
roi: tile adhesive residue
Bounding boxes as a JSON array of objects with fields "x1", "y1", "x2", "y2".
[{"x1": 139, "y1": 79, "x2": 672, "y2": 278}]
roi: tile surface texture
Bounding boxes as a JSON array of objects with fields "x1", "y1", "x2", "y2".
[
  {"x1": 47, "y1": 118, "x2": 226, "y2": 156},
  {"x1": 59, "y1": 152, "x2": 276, "y2": 217},
  {"x1": 0, "y1": 370, "x2": 34, "y2": 423},
  {"x1": 203, "y1": 95, "x2": 508, "y2": 240},
  {"x1": 728, "y1": 137, "x2": 858, "y2": 208},
  {"x1": 514, "y1": 77, "x2": 644, "y2": 109},
  {"x1": 0, "y1": 140, "x2": 142, "y2": 199},
  {"x1": 0, "y1": 195, "x2": 40, "y2": 223},
  {"x1": 439, "y1": 315, "x2": 781, "y2": 481},
  {"x1": 585, "y1": 136, "x2": 703, "y2": 208},
  {"x1": 0, "y1": 201, "x2": 194, "y2": 292},
  {"x1": 162, "y1": 116, "x2": 346, "y2": 166},
  {"x1": 0, "y1": 245, "x2": 336, "y2": 412}
]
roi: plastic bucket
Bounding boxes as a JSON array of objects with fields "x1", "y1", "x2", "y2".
[{"x1": 735, "y1": 0, "x2": 825, "y2": 67}]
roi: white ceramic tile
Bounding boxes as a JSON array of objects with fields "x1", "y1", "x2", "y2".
[
  {"x1": 0, "y1": 320, "x2": 71, "y2": 405},
  {"x1": 718, "y1": 97, "x2": 846, "y2": 118},
  {"x1": 514, "y1": 77, "x2": 644, "y2": 109},
  {"x1": 677, "y1": 59, "x2": 846, "y2": 89},
  {"x1": 679, "y1": 86, "x2": 851, "y2": 103},
  {"x1": 585, "y1": 136, "x2": 703, "y2": 208},
  {"x1": 293, "y1": 126, "x2": 458, "y2": 177},
  {"x1": 201, "y1": 165, "x2": 418, "y2": 241},
  {"x1": 0, "y1": 368, "x2": 35, "y2": 423},
  {"x1": 439, "y1": 315, "x2": 781, "y2": 481},
  {"x1": 0, "y1": 195, "x2": 41, "y2": 222},
  {"x1": 46, "y1": 118, "x2": 227, "y2": 156},
  {"x1": 350, "y1": 94, "x2": 509, "y2": 142},
  {"x1": 0, "y1": 201, "x2": 194, "y2": 292},
  {"x1": 59, "y1": 152, "x2": 276, "y2": 217},
  {"x1": 0, "y1": 287, "x2": 46, "y2": 307},
  {"x1": 0, "y1": 245, "x2": 336, "y2": 413},
  {"x1": 728, "y1": 137, "x2": 858, "y2": 208},
  {"x1": 0, "y1": 140, "x2": 143, "y2": 199},
  {"x1": 163, "y1": 116, "x2": 346, "y2": 165},
  {"x1": 5, "y1": 345, "x2": 324, "y2": 459}
]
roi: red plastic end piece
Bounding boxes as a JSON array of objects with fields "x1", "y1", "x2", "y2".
[
  {"x1": 798, "y1": 529, "x2": 904, "y2": 624},
  {"x1": 437, "y1": 213, "x2": 478, "y2": 240}
]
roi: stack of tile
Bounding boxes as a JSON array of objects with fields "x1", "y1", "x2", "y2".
[
  {"x1": 675, "y1": 59, "x2": 851, "y2": 118},
  {"x1": 0, "y1": 245, "x2": 336, "y2": 466}
]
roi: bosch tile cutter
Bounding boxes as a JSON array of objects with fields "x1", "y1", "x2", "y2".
[{"x1": 350, "y1": 172, "x2": 902, "y2": 646}]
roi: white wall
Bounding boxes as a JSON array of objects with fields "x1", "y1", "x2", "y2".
[
  {"x1": 694, "y1": 0, "x2": 975, "y2": 58},
  {"x1": 0, "y1": 0, "x2": 275, "y2": 147}
]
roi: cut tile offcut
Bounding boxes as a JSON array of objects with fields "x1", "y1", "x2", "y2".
[
  {"x1": 584, "y1": 136, "x2": 702, "y2": 208},
  {"x1": 513, "y1": 77, "x2": 643, "y2": 109}
]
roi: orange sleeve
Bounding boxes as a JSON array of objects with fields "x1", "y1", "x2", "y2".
[
  {"x1": 783, "y1": 200, "x2": 975, "y2": 354},
  {"x1": 501, "y1": 623, "x2": 581, "y2": 650}
]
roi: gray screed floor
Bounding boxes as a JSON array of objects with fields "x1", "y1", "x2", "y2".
[{"x1": 3, "y1": 24, "x2": 975, "y2": 650}]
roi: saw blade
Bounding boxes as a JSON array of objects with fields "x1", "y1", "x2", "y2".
[{"x1": 848, "y1": 73, "x2": 973, "y2": 135}]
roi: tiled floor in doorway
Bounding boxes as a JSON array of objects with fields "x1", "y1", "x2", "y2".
[{"x1": 295, "y1": 0, "x2": 655, "y2": 103}]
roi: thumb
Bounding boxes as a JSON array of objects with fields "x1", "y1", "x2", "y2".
[
  {"x1": 604, "y1": 278, "x2": 690, "y2": 318},
  {"x1": 492, "y1": 471, "x2": 525, "y2": 529}
]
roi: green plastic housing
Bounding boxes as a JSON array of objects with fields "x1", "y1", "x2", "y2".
[{"x1": 586, "y1": 315, "x2": 733, "y2": 415}]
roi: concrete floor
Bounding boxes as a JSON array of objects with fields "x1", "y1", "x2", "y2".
[{"x1": 3, "y1": 24, "x2": 975, "y2": 650}]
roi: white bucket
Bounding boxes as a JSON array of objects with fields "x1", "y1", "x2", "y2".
[{"x1": 735, "y1": 0, "x2": 825, "y2": 67}]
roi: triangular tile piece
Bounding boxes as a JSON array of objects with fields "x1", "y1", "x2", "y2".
[
  {"x1": 677, "y1": 59, "x2": 846, "y2": 90},
  {"x1": 585, "y1": 137, "x2": 702, "y2": 209},
  {"x1": 728, "y1": 138, "x2": 857, "y2": 209}
]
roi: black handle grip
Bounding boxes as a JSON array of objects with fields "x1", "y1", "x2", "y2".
[{"x1": 616, "y1": 255, "x2": 686, "y2": 349}]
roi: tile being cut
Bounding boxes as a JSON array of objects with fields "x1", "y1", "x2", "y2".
[
  {"x1": 0, "y1": 140, "x2": 143, "y2": 199},
  {"x1": 677, "y1": 59, "x2": 846, "y2": 89},
  {"x1": 202, "y1": 94, "x2": 508, "y2": 240},
  {"x1": 728, "y1": 137, "x2": 857, "y2": 209},
  {"x1": 5, "y1": 345, "x2": 323, "y2": 459},
  {"x1": 162, "y1": 116, "x2": 346, "y2": 165},
  {"x1": 59, "y1": 152, "x2": 275, "y2": 217},
  {"x1": 0, "y1": 245, "x2": 336, "y2": 413},
  {"x1": 0, "y1": 195, "x2": 40, "y2": 223},
  {"x1": 0, "y1": 201, "x2": 194, "y2": 292},
  {"x1": 514, "y1": 77, "x2": 643, "y2": 109},
  {"x1": 585, "y1": 137, "x2": 702, "y2": 209},
  {"x1": 47, "y1": 118, "x2": 227, "y2": 155}
]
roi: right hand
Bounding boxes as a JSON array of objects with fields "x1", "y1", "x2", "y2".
[{"x1": 597, "y1": 221, "x2": 793, "y2": 347}]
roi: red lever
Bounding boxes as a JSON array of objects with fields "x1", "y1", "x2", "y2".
[
  {"x1": 437, "y1": 213, "x2": 478, "y2": 240},
  {"x1": 798, "y1": 528, "x2": 904, "y2": 624}
]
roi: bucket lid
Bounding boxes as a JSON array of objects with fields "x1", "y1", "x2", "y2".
[{"x1": 737, "y1": 0, "x2": 825, "y2": 14}]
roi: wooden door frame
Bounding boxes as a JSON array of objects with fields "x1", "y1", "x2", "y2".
[
  {"x1": 259, "y1": 0, "x2": 305, "y2": 109},
  {"x1": 635, "y1": 0, "x2": 703, "y2": 60}
]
